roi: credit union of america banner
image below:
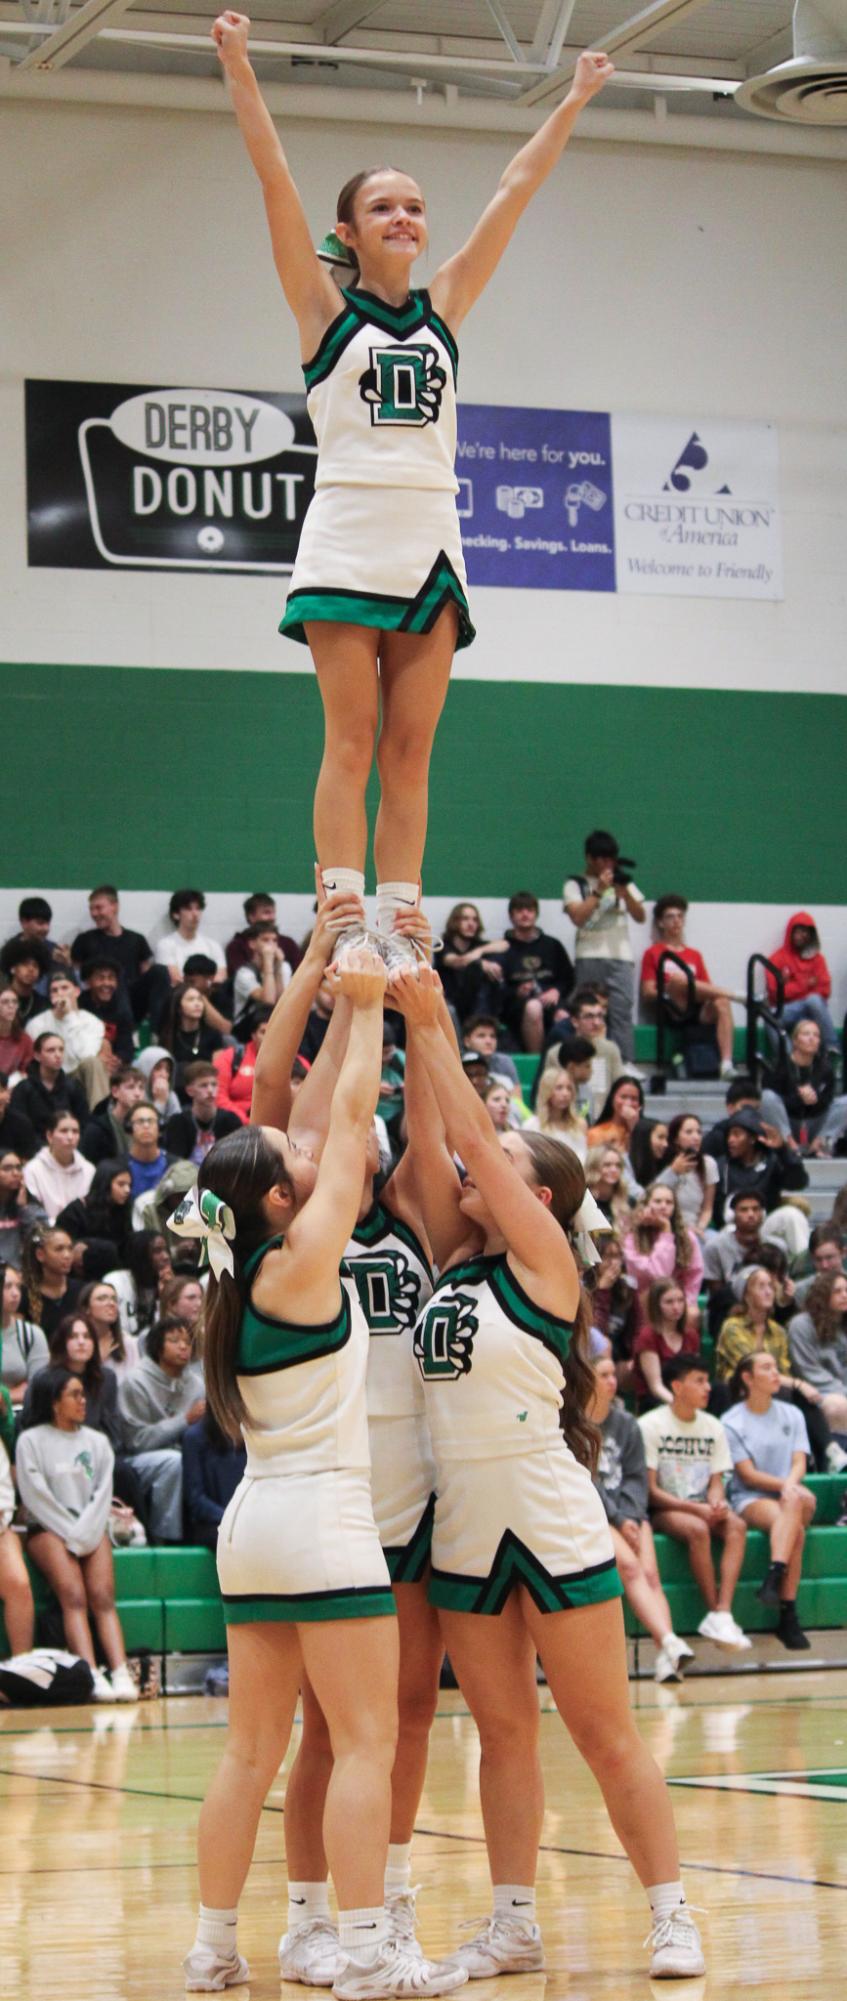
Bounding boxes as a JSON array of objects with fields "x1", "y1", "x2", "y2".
[{"x1": 25, "y1": 380, "x2": 782, "y2": 602}]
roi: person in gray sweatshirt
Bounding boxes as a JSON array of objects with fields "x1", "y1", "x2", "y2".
[
  {"x1": 788, "y1": 1271, "x2": 847, "y2": 1435},
  {"x1": 14, "y1": 1364, "x2": 137, "y2": 1700},
  {"x1": 590, "y1": 1355, "x2": 693, "y2": 1684},
  {"x1": 118, "y1": 1314, "x2": 205, "y2": 1542}
]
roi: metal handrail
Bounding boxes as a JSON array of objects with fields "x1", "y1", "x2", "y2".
[
  {"x1": 746, "y1": 954, "x2": 786, "y2": 1081},
  {"x1": 655, "y1": 949, "x2": 697, "y2": 1073}
]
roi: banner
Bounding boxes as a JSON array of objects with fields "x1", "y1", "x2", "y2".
[{"x1": 25, "y1": 379, "x2": 782, "y2": 600}]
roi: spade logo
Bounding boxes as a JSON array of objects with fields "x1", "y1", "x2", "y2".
[{"x1": 663, "y1": 431, "x2": 731, "y2": 496}]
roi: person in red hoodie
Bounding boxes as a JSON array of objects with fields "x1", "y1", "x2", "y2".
[{"x1": 766, "y1": 913, "x2": 837, "y2": 1051}]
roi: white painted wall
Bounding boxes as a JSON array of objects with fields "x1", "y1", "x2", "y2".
[{"x1": 2, "y1": 98, "x2": 846, "y2": 692}]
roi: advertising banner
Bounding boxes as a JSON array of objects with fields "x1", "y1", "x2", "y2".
[
  {"x1": 455, "y1": 402, "x2": 615, "y2": 593},
  {"x1": 612, "y1": 413, "x2": 782, "y2": 600}
]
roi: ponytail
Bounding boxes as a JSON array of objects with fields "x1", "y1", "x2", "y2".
[
  {"x1": 197, "y1": 1128, "x2": 293, "y2": 1443},
  {"x1": 519, "y1": 1131, "x2": 600, "y2": 1474}
]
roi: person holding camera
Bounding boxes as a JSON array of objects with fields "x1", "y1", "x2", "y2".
[{"x1": 564, "y1": 832, "x2": 645, "y2": 1061}]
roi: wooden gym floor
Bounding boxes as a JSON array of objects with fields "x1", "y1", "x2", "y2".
[{"x1": 1, "y1": 1670, "x2": 846, "y2": 1999}]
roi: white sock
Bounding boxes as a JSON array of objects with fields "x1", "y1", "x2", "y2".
[
  {"x1": 384, "y1": 1842, "x2": 412, "y2": 1898},
  {"x1": 321, "y1": 867, "x2": 365, "y2": 901},
  {"x1": 493, "y1": 1884, "x2": 536, "y2": 1924},
  {"x1": 196, "y1": 1904, "x2": 238, "y2": 1955},
  {"x1": 375, "y1": 881, "x2": 419, "y2": 934},
  {"x1": 648, "y1": 1881, "x2": 686, "y2": 1923},
  {"x1": 288, "y1": 1881, "x2": 331, "y2": 1929},
  {"x1": 338, "y1": 1906, "x2": 389, "y2": 1963}
]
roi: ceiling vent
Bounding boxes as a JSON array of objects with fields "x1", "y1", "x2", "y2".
[{"x1": 736, "y1": 0, "x2": 847, "y2": 121}]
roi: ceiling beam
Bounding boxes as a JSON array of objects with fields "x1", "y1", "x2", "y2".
[
  {"x1": 484, "y1": 0, "x2": 522, "y2": 66},
  {"x1": 314, "y1": 1, "x2": 387, "y2": 46},
  {"x1": 16, "y1": 0, "x2": 137, "y2": 71},
  {"x1": 518, "y1": 0, "x2": 716, "y2": 106}
]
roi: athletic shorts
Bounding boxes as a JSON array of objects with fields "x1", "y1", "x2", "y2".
[
  {"x1": 218, "y1": 1467, "x2": 395, "y2": 1626},
  {"x1": 369, "y1": 1413, "x2": 436, "y2": 1584},
  {"x1": 428, "y1": 1447, "x2": 622, "y2": 1617},
  {"x1": 279, "y1": 484, "x2": 475, "y2": 650}
]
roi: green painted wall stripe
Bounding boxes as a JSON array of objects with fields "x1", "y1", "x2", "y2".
[{"x1": 4, "y1": 665, "x2": 846, "y2": 900}]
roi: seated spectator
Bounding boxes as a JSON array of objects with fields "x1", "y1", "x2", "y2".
[
  {"x1": 589, "y1": 1235, "x2": 638, "y2": 1379},
  {"x1": 655, "y1": 1113, "x2": 719, "y2": 1236},
  {"x1": 715, "y1": 1267, "x2": 792, "y2": 1385},
  {"x1": 0, "y1": 1072, "x2": 37, "y2": 1162},
  {"x1": 523, "y1": 1067, "x2": 587, "y2": 1159},
  {"x1": 118, "y1": 1314, "x2": 205, "y2": 1543},
  {"x1": 629, "y1": 1116, "x2": 670, "y2": 1191},
  {"x1": 723, "y1": 1351, "x2": 816, "y2": 1649},
  {"x1": 640, "y1": 1353, "x2": 750, "y2": 1650},
  {"x1": 0, "y1": 1147, "x2": 45, "y2": 1266},
  {"x1": 80, "y1": 1065, "x2": 146, "y2": 1166},
  {"x1": 536, "y1": 1035, "x2": 595, "y2": 1126},
  {"x1": 20, "y1": 1226, "x2": 80, "y2": 1341},
  {"x1": 155, "y1": 889, "x2": 226, "y2": 986},
  {"x1": 540, "y1": 990, "x2": 623, "y2": 1120},
  {"x1": 587, "y1": 1075, "x2": 645, "y2": 1162},
  {"x1": 162, "y1": 983, "x2": 225, "y2": 1090},
  {"x1": 15, "y1": 1365, "x2": 138, "y2": 1698},
  {"x1": 498, "y1": 891, "x2": 573, "y2": 1054},
  {"x1": 788, "y1": 1272, "x2": 847, "y2": 1436},
  {"x1": 563, "y1": 829, "x2": 645, "y2": 1060},
  {"x1": 641, "y1": 894, "x2": 737, "y2": 1079},
  {"x1": 482, "y1": 1078, "x2": 518, "y2": 1134},
  {"x1": 135, "y1": 1046, "x2": 181, "y2": 1123},
  {"x1": 623, "y1": 1183, "x2": 703, "y2": 1324},
  {"x1": 24, "y1": 1112, "x2": 94, "y2": 1226},
  {"x1": 181, "y1": 955, "x2": 235, "y2": 1034},
  {"x1": 225, "y1": 892, "x2": 301, "y2": 982},
  {"x1": 298, "y1": 976, "x2": 335, "y2": 1066},
  {"x1": 71, "y1": 884, "x2": 168, "y2": 1031},
  {"x1": 762, "y1": 1019, "x2": 846, "y2": 1155},
  {"x1": 79, "y1": 957, "x2": 136, "y2": 1068},
  {"x1": 703, "y1": 1190, "x2": 767, "y2": 1336},
  {"x1": 0, "y1": 938, "x2": 50, "y2": 1030},
  {"x1": 77, "y1": 1279, "x2": 141, "y2": 1382},
  {"x1": 793, "y1": 1225, "x2": 844, "y2": 1307},
  {"x1": 590, "y1": 1355, "x2": 692, "y2": 1683},
  {"x1": 0, "y1": 1435, "x2": 35, "y2": 1654},
  {"x1": 711, "y1": 1109, "x2": 808, "y2": 1240},
  {"x1": 765, "y1": 911, "x2": 838, "y2": 1050},
  {"x1": 56, "y1": 1159, "x2": 134, "y2": 1279},
  {"x1": 29, "y1": 972, "x2": 111, "y2": 1108},
  {"x1": 123, "y1": 1102, "x2": 173, "y2": 1207},
  {"x1": 731, "y1": 1241, "x2": 797, "y2": 1327},
  {"x1": 103, "y1": 1231, "x2": 172, "y2": 1347},
  {"x1": 0, "y1": 1265, "x2": 49, "y2": 1407},
  {"x1": 460, "y1": 1050, "x2": 489, "y2": 1101},
  {"x1": 0, "y1": 984, "x2": 34, "y2": 1079},
  {"x1": 461, "y1": 1015, "x2": 521, "y2": 1093},
  {"x1": 182, "y1": 1408, "x2": 247, "y2": 1550},
  {"x1": 703, "y1": 1078, "x2": 765, "y2": 1160},
  {"x1": 632, "y1": 1279, "x2": 699, "y2": 1410},
  {"x1": 231, "y1": 923, "x2": 291, "y2": 1027},
  {"x1": 24, "y1": 1311, "x2": 144, "y2": 1531},
  {"x1": 434, "y1": 905, "x2": 508, "y2": 1024},
  {"x1": 213, "y1": 1008, "x2": 271, "y2": 1123},
  {"x1": 9, "y1": 896, "x2": 70, "y2": 980},
  {"x1": 158, "y1": 1275, "x2": 205, "y2": 1355},
  {"x1": 584, "y1": 1143, "x2": 632, "y2": 1234},
  {"x1": 11, "y1": 1033, "x2": 88, "y2": 1143},
  {"x1": 164, "y1": 1063, "x2": 242, "y2": 1164}
]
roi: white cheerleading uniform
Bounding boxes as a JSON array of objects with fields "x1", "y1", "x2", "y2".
[
  {"x1": 217, "y1": 1235, "x2": 394, "y2": 1625},
  {"x1": 343, "y1": 1200, "x2": 436, "y2": 1580},
  {"x1": 414, "y1": 1252, "x2": 621, "y2": 1616},
  {"x1": 280, "y1": 286, "x2": 474, "y2": 650}
]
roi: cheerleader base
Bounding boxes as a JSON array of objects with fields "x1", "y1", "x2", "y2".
[{"x1": 280, "y1": 484, "x2": 475, "y2": 651}]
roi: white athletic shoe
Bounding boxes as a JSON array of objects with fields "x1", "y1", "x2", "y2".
[
  {"x1": 386, "y1": 1890, "x2": 424, "y2": 1958},
  {"x1": 333, "y1": 1939, "x2": 468, "y2": 1999},
  {"x1": 697, "y1": 1610, "x2": 750, "y2": 1650},
  {"x1": 654, "y1": 1642, "x2": 683, "y2": 1684},
  {"x1": 333, "y1": 925, "x2": 378, "y2": 968},
  {"x1": 280, "y1": 1919, "x2": 347, "y2": 1986},
  {"x1": 447, "y1": 1915, "x2": 545, "y2": 1978},
  {"x1": 663, "y1": 1632, "x2": 695, "y2": 1668},
  {"x1": 91, "y1": 1667, "x2": 116, "y2": 1702},
  {"x1": 378, "y1": 932, "x2": 429, "y2": 978},
  {"x1": 183, "y1": 1945, "x2": 250, "y2": 1991},
  {"x1": 645, "y1": 1905, "x2": 705, "y2": 1978},
  {"x1": 109, "y1": 1662, "x2": 140, "y2": 1703}
]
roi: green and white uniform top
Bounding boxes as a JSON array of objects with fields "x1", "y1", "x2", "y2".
[
  {"x1": 414, "y1": 1252, "x2": 574, "y2": 1462},
  {"x1": 304, "y1": 287, "x2": 459, "y2": 493},
  {"x1": 236, "y1": 1236, "x2": 371, "y2": 1477},
  {"x1": 343, "y1": 1199, "x2": 434, "y2": 1418}
]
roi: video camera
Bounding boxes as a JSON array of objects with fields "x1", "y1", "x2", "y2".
[{"x1": 612, "y1": 856, "x2": 638, "y2": 888}]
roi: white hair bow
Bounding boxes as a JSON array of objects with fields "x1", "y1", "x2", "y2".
[
  {"x1": 571, "y1": 1189, "x2": 612, "y2": 1268},
  {"x1": 168, "y1": 1186, "x2": 236, "y2": 1282}
]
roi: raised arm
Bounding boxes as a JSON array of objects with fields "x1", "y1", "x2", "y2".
[
  {"x1": 430, "y1": 51, "x2": 613, "y2": 330},
  {"x1": 212, "y1": 12, "x2": 342, "y2": 351},
  {"x1": 395, "y1": 1000, "x2": 474, "y2": 1270},
  {"x1": 250, "y1": 883, "x2": 363, "y2": 1131}
]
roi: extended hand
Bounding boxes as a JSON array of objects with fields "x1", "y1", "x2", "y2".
[
  {"x1": 570, "y1": 50, "x2": 615, "y2": 106},
  {"x1": 337, "y1": 945, "x2": 387, "y2": 1008},
  {"x1": 212, "y1": 10, "x2": 251, "y2": 69},
  {"x1": 389, "y1": 964, "x2": 442, "y2": 1025}
]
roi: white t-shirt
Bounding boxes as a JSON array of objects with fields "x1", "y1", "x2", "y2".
[
  {"x1": 154, "y1": 931, "x2": 225, "y2": 975},
  {"x1": 28, "y1": 1006, "x2": 105, "y2": 1069},
  {"x1": 638, "y1": 1403, "x2": 731, "y2": 1502},
  {"x1": 564, "y1": 873, "x2": 645, "y2": 964},
  {"x1": 656, "y1": 1156, "x2": 719, "y2": 1229}
]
